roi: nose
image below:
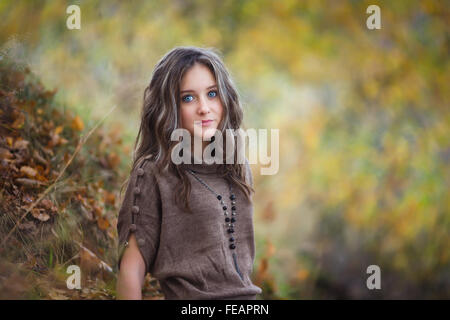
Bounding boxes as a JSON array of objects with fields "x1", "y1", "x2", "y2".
[{"x1": 197, "y1": 95, "x2": 210, "y2": 114}]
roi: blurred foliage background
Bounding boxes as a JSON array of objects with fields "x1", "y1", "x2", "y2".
[{"x1": 0, "y1": 0, "x2": 448, "y2": 299}]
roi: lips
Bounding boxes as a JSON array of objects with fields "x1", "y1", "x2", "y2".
[{"x1": 199, "y1": 120, "x2": 213, "y2": 127}]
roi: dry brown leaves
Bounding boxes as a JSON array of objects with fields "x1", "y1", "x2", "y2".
[{"x1": 0, "y1": 62, "x2": 121, "y2": 239}]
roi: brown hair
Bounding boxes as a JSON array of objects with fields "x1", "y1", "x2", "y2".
[{"x1": 121, "y1": 46, "x2": 253, "y2": 214}]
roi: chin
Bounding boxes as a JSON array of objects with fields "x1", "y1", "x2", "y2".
[{"x1": 204, "y1": 127, "x2": 218, "y2": 136}]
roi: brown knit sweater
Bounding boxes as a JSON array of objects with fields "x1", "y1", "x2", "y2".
[{"x1": 116, "y1": 156, "x2": 262, "y2": 300}]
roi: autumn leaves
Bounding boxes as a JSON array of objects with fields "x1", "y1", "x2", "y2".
[{"x1": 0, "y1": 58, "x2": 128, "y2": 298}]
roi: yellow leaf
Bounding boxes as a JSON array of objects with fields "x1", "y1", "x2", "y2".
[
  {"x1": 97, "y1": 217, "x2": 110, "y2": 230},
  {"x1": 72, "y1": 115, "x2": 84, "y2": 131},
  {"x1": 31, "y1": 208, "x2": 50, "y2": 222},
  {"x1": 296, "y1": 269, "x2": 309, "y2": 281},
  {"x1": 54, "y1": 125, "x2": 63, "y2": 135},
  {"x1": 20, "y1": 166, "x2": 37, "y2": 178},
  {"x1": 11, "y1": 112, "x2": 25, "y2": 129}
]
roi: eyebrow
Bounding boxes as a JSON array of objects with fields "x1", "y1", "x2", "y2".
[{"x1": 180, "y1": 84, "x2": 217, "y2": 94}]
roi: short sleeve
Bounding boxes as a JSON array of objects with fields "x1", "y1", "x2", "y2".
[{"x1": 117, "y1": 159, "x2": 161, "y2": 275}]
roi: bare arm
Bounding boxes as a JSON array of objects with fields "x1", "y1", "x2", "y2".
[{"x1": 116, "y1": 233, "x2": 147, "y2": 300}]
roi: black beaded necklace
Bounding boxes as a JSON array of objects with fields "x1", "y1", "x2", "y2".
[
  {"x1": 186, "y1": 169, "x2": 237, "y2": 247},
  {"x1": 186, "y1": 169, "x2": 244, "y2": 280}
]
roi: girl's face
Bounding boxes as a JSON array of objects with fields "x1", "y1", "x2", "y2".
[{"x1": 179, "y1": 63, "x2": 223, "y2": 148}]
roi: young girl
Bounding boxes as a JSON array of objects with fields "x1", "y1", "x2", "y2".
[{"x1": 116, "y1": 46, "x2": 262, "y2": 300}]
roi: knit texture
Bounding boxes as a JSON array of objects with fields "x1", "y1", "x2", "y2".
[{"x1": 117, "y1": 156, "x2": 262, "y2": 300}]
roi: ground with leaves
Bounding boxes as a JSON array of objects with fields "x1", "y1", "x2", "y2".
[{"x1": 0, "y1": 59, "x2": 165, "y2": 299}]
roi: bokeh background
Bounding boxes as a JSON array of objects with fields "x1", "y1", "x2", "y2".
[{"x1": 0, "y1": 0, "x2": 448, "y2": 299}]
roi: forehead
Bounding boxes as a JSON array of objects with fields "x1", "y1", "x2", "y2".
[{"x1": 180, "y1": 63, "x2": 216, "y2": 90}]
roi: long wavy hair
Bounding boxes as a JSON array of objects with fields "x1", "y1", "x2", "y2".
[{"x1": 121, "y1": 46, "x2": 254, "y2": 214}]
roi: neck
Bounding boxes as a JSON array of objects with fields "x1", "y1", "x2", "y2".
[
  {"x1": 180, "y1": 159, "x2": 222, "y2": 174},
  {"x1": 189, "y1": 139, "x2": 214, "y2": 158}
]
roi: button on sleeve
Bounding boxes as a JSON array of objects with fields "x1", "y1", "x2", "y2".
[{"x1": 117, "y1": 160, "x2": 161, "y2": 275}]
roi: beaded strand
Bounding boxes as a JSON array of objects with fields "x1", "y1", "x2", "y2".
[{"x1": 186, "y1": 169, "x2": 238, "y2": 251}]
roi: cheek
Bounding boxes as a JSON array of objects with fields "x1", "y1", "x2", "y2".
[
  {"x1": 215, "y1": 100, "x2": 224, "y2": 118},
  {"x1": 180, "y1": 108, "x2": 192, "y2": 128}
]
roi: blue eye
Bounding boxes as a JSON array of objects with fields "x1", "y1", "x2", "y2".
[
  {"x1": 208, "y1": 90, "x2": 217, "y2": 98},
  {"x1": 182, "y1": 95, "x2": 194, "y2": 102}
]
